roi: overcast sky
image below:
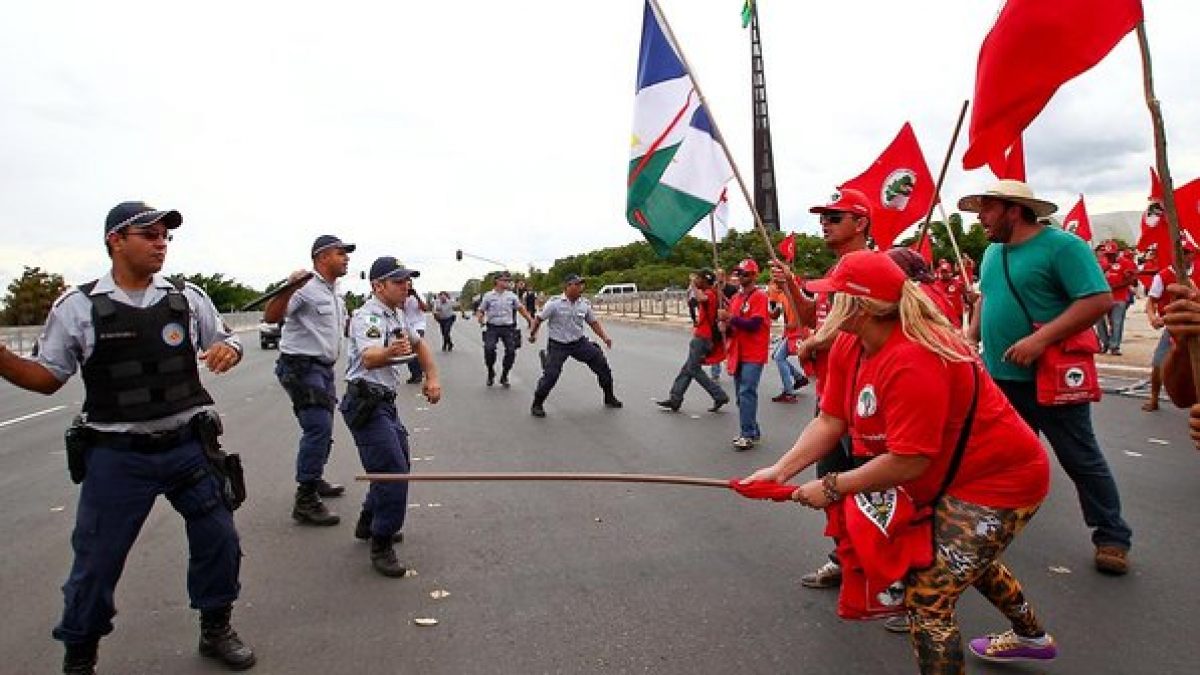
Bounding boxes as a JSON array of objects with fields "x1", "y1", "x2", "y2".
[{"x1": 2, "y1": 1, "x2": 1197, "y2": 299}]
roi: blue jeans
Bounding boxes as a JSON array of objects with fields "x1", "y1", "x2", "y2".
[
  {"x1": 54, "y1": 437, "x2": 241, "y2": 643},
  {"x1": 340, "y1": 395, "x2": 410, "y2": 537},
  {"x1": 1106, "y1": 301, "x2": 1128, "y2": 351},
  {"x1": 996, "y1": 379, "x2": 1132, "y2": 549},
  {"x1": 733, "y1": 362, "x2": 765, "y2": 439},
  {"x1": 771, "y1": 338, "x2": 800, "y2": 394}
]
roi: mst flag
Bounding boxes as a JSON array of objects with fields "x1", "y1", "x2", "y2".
[
  {"x1": 778, "y1": 232, "x2": 796, "y2": 264},
  {"x1": 628, "y1": 1, "x2": 732, "y2": 257},
  {"x1": 1062, "y1": 195, "x2": 1093, "y2": 242},
  {"x1": 840, "y1": 123, "x2": 935, "y2": 249},
  {"x1": 990, "y1": 135, "x2": 1027, "y2": 181},
  {"x1": 963, "y1": 0, "x2": 1143, "y2": 171},
  {"x1": 1139, "y1": 177, "x2": 1200, "y2": 266}
]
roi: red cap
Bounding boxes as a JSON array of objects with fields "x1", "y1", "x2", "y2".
[
  {"x1": 1102, "y1": 240, "x2": 1118, "y2": 254},
  {"x1": 809, "y1": 187, "x2": 872, "y2": 218},
  {"x1": 805, "y1": 250, "x2": 908, "y2": 303},
  {"x1": 735, "y1": 258, "x2": 760, "y2": 275},
  {"x1": 937, "y1": 260, "x2": 953, "y2": 272}
]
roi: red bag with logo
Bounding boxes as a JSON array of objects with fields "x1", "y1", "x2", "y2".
[{"x1": 1001, "y1": 248, "x2": 1102, "y2": 406}]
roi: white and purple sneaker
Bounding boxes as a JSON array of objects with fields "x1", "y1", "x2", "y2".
[{"x1": 968, "y1": 630, "x2": 1058, "y2": 663}]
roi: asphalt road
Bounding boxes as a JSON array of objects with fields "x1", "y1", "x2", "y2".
[{"x1": 0, "y1": 319, "x2": 1195, "y2": 674}]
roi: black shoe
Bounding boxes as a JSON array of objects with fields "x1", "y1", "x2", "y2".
[
  {"x1": 63, "y1": 640, "x2": 98, "y2": 675},
  {"x1": 370, "y1": 537, "x2": 407, "y2": 577},
  {"x1": 487, "y1": 369, "x2": 495, "y2": 386},
  {"x1": 354, "y1": 509, "x2": 403, "y2": 542},
  {"x1": 603, "y1": 395, "x2": 624, "y2": 409},
  {"x1": 655, "y1": 399, "x2": 681, "y2": 412},
  {"x1": 530, "y1": 402, "x2": 546, "y2": 418},
  {"x1": 500, "y1": 370, "x2": 511, "y2": 388},
  {"x1": 315, "y1": 479, "x2": 345, "y2": 498},
  {"x1": 199, "y1": 607, "x2": 257, "y2": 671},
  {"x1": 708, "y1": 397, "x2": 730, "y2": 413},
  {"x1": 292, "y1": 484, "x2": 340, "y2": 526}
]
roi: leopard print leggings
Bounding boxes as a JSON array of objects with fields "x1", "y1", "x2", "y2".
[{"x1": 903, "y1": 495, "x2": 1044, "y2": 675}]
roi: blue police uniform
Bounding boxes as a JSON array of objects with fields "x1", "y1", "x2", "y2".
[
  {"x1": 340, "y1": 296, "x2": 417, "y2": 541},
  {"x1": 532, "y1": 294, "x2": 617, "y2": 407},
  {"x1": 35, "y1": 273, "x2": 243, "y2": 646},
  {"x1": 478, "y1": 288, "x2": 522, "y2": 382}
]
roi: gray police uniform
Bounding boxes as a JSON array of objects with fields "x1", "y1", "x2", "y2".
[
  {"x1": 339, "y1": 296, "x2": 419, "y2": 537},
  {"x1": 532, "y1": 295, "x2": 614, "y2": 403},
  {"x1": 274, "y1": 271, "x2": 346, "y2": 484},
  {"x1": 36, "y1": 272, "x2": 243, "y2": 644},
  {"x1": 479, "y1": 289, "x2": 522, "y2": 376}
]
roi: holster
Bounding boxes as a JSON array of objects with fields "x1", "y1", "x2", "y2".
[
  {"x1": 63, "y1": 415, "x2": 91, "y2": 484},
  {"x1": 194, "y1": 411, "x2": 246, "y2": 511},
  {"x1": 278, "y1": 355, "x2": 335, "y2": 411},
  {"x1": 345, "y1": 380, "x2": 394, "y2": 430}
]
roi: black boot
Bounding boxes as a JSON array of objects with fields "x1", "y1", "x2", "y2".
[
  {"x1": 603, "y1": 390, "x2": 624, "y2": 408},
  {"x1": 199, "y1": 606, "x2": 256, "y2": 671},
  {"x1": 315, "y1": 478, "x2": 345, "y2": 498},
  {"x1": 62, "y1": 640, "x2": 98, "y2": 675},
  {"x1": 354, "y1": 509, "x2": 403, "y2": 542},
  {"x1": 530, "y1": 397, "x2": 547, "y2": 418},
  {"x1": 370, "y1": 536, "x2": 407, "y2": 578},
  {"x1": 486, "y1": 366, "x2": 495, "y2": 386},
  {"x1": 292, "y1": 482, "x2": 340, "y2": 526},
  {"x1": 500, "y1": 368, "x2": 511, "y2": 387}
]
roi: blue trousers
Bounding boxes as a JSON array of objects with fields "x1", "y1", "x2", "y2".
[
  {"x1": 483, "y1": 325, "x2": 520, "y2": 373},
  {"x1": 275, "y1": 359, "x2": 336, "y2": 483},
  {"x1": 54, "y1": 438, "x2": 241, "y2": 644},
  {"x1": 340, "y1": 395, "x2": 410, "y2": 537},
  {"x1": 997, "y1": 379, "x2": 1133, "y2": 549},
  {"x1": 733, "y1": 362, "x2": 765, "y2": 439},
  {"x1": 534, "y1": 338, "x2": 613, "y2": 402}
]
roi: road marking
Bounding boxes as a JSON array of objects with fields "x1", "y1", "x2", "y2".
[
  {"x1": 0, "y1": 405, "x2": 66, "y2": 429},
  {"x1": 1147, "y1": 439, "x2": 1169, "y2": 445},
  {"x1": 1124, "y1": 451, "x2": 1144, "y2": 458}
]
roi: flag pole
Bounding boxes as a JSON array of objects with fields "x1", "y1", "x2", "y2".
[
  {"x1": 936, "y1": 202, "x2": 970, "y2": 286},
  {"x1": 358, "y1": 471, "x2": 731, "y2": 489},
  {"x1": 708, "y1": 213, "x2": 720, "y2": 269},
  {"x1": 916, "y1": 99, "x2": 970, "y2": 249},
  {"x1": 647, "y1": 0, "x2": 780, "y2": 264},
  {"x1": 1136, "y1": 21, "x2": 1200, "y2": 401}
]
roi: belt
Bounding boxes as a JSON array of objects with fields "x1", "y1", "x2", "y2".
[
  {"x1": 91, "y1": 418, "x2": 200, "y2": 453},
  {"x1": 485, "y1": 323, "x2": 515, "y2": 328},
  {"x1": 280, "y1": 353, "x2": 335, "y2": 368},
  {"x1": 348, "y1": 379, "x2": 397, "y2": 403}
]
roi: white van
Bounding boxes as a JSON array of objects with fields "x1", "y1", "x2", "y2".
[{"x1": 594, "y1": 283, "x2": 638, "y2": 300}]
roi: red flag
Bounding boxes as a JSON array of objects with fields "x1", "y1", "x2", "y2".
[
  {"x1": 909, "y1": 234, "x2": 933, "y2": 264},
  {"x1": 962, "y1": 0, "x2": 1143, "y2": 171},
  {"x1": 989, "y1": 135, "x2": 1027, "y2": 181},
  {"x1": 1139, "y1": 177, "x2": 1200, "y2": 266},
  {"x1": 778, "y1": 233, "x2": 796, "y2": 263},
  {"x1": 1061, "y1": 195, "x2": 1092, "y2": 242},
  {"x1": 840, "y1": 123, "x2": 936, "y2": 249},
  {"x1": 1148, "y1": 166, "x2": 1163, "y2": 202}
]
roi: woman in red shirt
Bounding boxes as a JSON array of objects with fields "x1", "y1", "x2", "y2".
[{"x1": 745, "y1": 251, "x2": 1055, "y2": 673}]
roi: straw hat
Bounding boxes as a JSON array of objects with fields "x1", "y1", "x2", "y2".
[{"x1": 957, "y1": 179, "x2": 1057, "y2": 218}]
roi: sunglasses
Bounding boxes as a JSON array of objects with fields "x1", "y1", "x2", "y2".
[
  {"x1": 819, "y1": 212, "x2": 852, "y2": 225},
  {"x1": 123, "y1": 229, "x2": 173, "y2": 242}
]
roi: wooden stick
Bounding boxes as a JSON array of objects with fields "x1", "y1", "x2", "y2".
[
  {"x1": 709, "y1": 212, "x2": 720, "y2": 269},
  {"x1": 647, "y1": 0, "x2": 779, "y2": 264},
  {"x1": 915, "y1": 100, "x2": 970, "y2": 249},
  {"x1": 239, "y1": 272, "x2": 313, "y2": 311},
  {"x1": 1136, "y1": 21, "x2": 1200, "y2": 402},
  {"x1": 358, "y1": 472, "x2": 731, "y2": 489}
]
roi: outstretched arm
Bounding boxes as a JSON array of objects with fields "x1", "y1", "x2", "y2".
[{"x1": 0, "y1": 345, "x2": 64, "y2": 395}]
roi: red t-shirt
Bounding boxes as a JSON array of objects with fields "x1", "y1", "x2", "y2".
[
  {"x1": 693, "y1": 287, "x2": 719, "y2": 340},
  {"x1": 819, "y1": 329, "x2": 1049, "y2": 509},
  {"x1": 1105, "y1": 260, "x2": 1136, "y2": 303},
  {"x1": 1153, "y1": 265, "x2": 1200, "y2": 315},
  {"x1": 925, "y1": 281, "x2": 963, "y2": 327},
  {"x1": 728, "y1": 287, "x2": 770, "y2": 364}
]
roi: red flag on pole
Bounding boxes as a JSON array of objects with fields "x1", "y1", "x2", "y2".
[
  {"x1": 1148, "y1": 166, "x2": 1163, "y2": 202},
  {"x1": 1061, "y1": 195, "x2": 1092, "y2": 242},
  {"x1": 1139, "y1": 177, "x2": 1200, "y2": 266},
  {"x1": 778, "y1": 232, "x2": 796, "y2": 263},
  {"x1": 989, "y1": 135, "x2": 1027, "y2": 181},
  {"x1": 909, "y1": 235, "x2": 933, "y2": 265},
  {"x1": 962, "y1": 0, "x2": 1143, "y2": 171},
  {"x1": 840, "y1": 123, "x2": 936, "y2": 249}
]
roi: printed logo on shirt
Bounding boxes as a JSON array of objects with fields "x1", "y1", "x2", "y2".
[
  {"x1": 853, "y1": 489, "x2": 897, "y2": 535},
  {"x1": 365, "y1": 326, "x2": 382, "y2": 339},
  {"x1": 162, "y1": 323, "x2": 185, "y2": 347},
  {"x1": 856, "y1": 384, "x2": 878, "y2": 418},
  {"x1": 1064, "y1": 367, "x2": 1086, "y2": 389}
]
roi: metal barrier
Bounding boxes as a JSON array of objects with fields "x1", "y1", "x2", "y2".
[
  {"x1": 592, "y1": 291, "x2": 692, "y2": 319},
  {"x1": 1, "y1": 311, "x2": 265, "y2": 356}
]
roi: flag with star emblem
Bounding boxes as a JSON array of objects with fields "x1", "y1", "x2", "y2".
[{"x1": 627, "y1": 1, "x2": 732, "y2": 257}]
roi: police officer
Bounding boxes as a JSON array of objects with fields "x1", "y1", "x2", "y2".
[
  {"x1": 0, "y1": 201, "x2": 254, "y2": 673},
  {"x1": 475, "y1": 271, "x2": 534, "y2": 387},
  {"x1": 527, "y1": 274, "x2": 622, "y2": 417},
  {"x1": 263, "y1": 234, "x2": 354, "y2": 527},
  {"x1": 341, "y1": 257, "x2": 442, "y2": 577}
]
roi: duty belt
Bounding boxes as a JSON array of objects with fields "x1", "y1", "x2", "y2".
[
  {"x1": 280, "y1": 353, "x2": 334, "y2": 368},
  {"x1": 89, "y1": 416, "x2": 201, "y2": 453},
  {"x1": 348, "y1": 379, "x2": 397, "y2": 403}
]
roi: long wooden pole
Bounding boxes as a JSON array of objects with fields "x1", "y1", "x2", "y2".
[
  {"x1": 1136, "y1": 21, "x2": 1200, "y2": 402},
  {"x1": 647, "y1": 0, "x2": 779, "y2": 264},
  {"x1": 708, "y1": 213, "x2": 720, "y2": 269},
  {"x1": 358, "y1": 472, "x2": 730, "y2": 489},
  {"x1": 915, "y1": 100, "x2": 970, "y2": 249},
  {"x1": 239, "y1": 272, "x2": 314, "y2": 311}
]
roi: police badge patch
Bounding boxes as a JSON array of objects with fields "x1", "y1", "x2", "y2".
[
  {"x1": 365, "y1": 326, "x2": 382, "y2": 339},
  {"x1": 162, "y1": 323, "x2": 185, "y2": 347}
]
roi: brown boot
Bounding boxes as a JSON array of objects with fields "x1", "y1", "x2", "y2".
[{"x1": 1095, "y1": 545, "x2": 1130, "y2": 575}]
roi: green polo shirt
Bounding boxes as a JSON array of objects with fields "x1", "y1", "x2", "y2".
[{"x1": 979, "y1": 226, "x2": 1109, "y2": 382}]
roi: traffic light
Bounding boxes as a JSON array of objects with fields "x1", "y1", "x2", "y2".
[{"x1": 455, "y1": 249, "x2": 463, "y2": 261}]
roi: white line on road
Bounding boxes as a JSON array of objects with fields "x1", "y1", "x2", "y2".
[{"x1": 0, "y1": 405, "x2": 66, "y2": 429}]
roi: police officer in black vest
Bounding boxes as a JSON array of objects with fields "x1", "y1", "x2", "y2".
[{"x1": 0, "y1": 202, "x2": 255, "y2": 673}]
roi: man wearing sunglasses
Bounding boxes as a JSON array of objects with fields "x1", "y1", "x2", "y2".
[{"x1": 0, "y1": 201, "x2": 255, "y2": 672}]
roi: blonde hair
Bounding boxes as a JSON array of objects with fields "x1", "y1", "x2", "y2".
[{"x1": 812, "y1": 281, "x2": 972, "y2": 363}]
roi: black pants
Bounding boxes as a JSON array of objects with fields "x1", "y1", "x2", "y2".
[
  {"x1": 406, "y1": 329, "x2": 426, "y2": 379},
  {"x1": 483, "y1": 325, "x2": 519, "y2": 373},
  {"x1": 534, "y1": 338, "x2": 613, "y2": 403},
  {"x1": 436, "y1": 316, "x2": 455, "y2": 349}
]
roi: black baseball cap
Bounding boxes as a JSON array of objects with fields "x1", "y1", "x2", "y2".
[
  {"x1": 563, "y1": 273, "x2": 585, "y2": 285},
  {"x1": 311, "y1": 235, "x2": 357, "y2": 258},
  {"x1": 369, "y1": 256, "x2": 419, "y2": 282},
  {"x1": 695, "y1": 268, "x2": 716, "y2": 284},
  {"x1": 104, "y1": 201, "x2": 182, "y2": 236}
]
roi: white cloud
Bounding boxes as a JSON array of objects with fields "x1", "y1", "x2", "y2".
[{"x1": 2, "y1": 0, "x2": 1198, "y2": 298}]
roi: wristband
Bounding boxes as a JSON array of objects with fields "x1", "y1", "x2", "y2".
[{"x1": 821, "y1": 472, "x2": 842, "y2": 503}]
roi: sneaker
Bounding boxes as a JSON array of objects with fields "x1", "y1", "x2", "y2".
[
  {"x1": 530, "y1": 402, "x2": 546, "y2": 418},
  {"x1": 655, "y1": 399, "x2": 682, "y2": 412},
  {"x1": 771, "y1": 392, "x2": 799, "y2": 403},
  {"x1": 1110, "y1": 348, "x2": 1122, "y2": 356},
  {"x1": 1095, "y1": 545, "x2": 1130, "y2": 575},
  {"x1": 800, "y1": 561, "x2": 842, "y2": 589},
  {"x1": 603, "y1": 395, "x2": 624, "y2": 409},
  {"x1": 500, "y1": 376, "x2": 510, "y2": 388},
  {"x1": 968, "y1": 630, "x2": 1058, "y2": 663},
  {"x1": 883, "y1": 614, "x2": 911, "y2": 634},
  {"x1": 731, "y1": 436, "x2": 756, "y2": 451},
  {"x1": 707, "y1": 396, "x2": 729, "y2": 413}
]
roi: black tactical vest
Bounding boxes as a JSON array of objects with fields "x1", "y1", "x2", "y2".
[{"x1": 80, "y1": 280, "x2": 214, "y2": 423}]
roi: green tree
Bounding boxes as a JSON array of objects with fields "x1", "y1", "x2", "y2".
[
  {"x1": 1, "y1": 266, "x2": 67, "y2": 326},
  {"x1": 178, "y1": 273, "x2": 261, "y2": 313}
]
